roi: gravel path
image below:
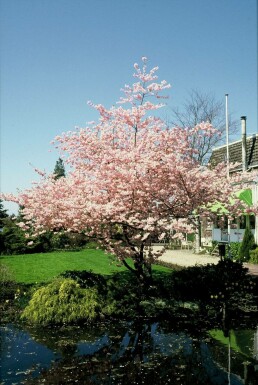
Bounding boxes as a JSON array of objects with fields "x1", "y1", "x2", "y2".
[
  {"x1": 154, "y1": 246, "x2": 258, "y2": 276},
  {"x1": 156, "y1": 247, "x2": 220, "y2": 267}
]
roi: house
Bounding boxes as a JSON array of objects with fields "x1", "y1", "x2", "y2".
[
  {"x1": 209, "y1": 119, "x2": 258, "y2": 173},
  {"x1": 206, "y1": 116, "x2": 258, "y2": 245}
]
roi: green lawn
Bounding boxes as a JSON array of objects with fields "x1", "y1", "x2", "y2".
[{"x1": 0, "y1": 249, "x2": 171, "y2": 284}]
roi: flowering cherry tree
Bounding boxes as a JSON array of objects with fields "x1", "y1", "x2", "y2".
[{"x1": 2, "y1": 58, "x2": 257, "y2": 285}]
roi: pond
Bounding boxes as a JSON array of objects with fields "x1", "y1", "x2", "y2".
[{"x1": 1, "y1": 320, "x2": 258, "y2": 385}]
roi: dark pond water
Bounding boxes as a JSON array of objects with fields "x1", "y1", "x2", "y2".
[{"x1": 1, "y1": 321, "x2": 258, "y2": 385}]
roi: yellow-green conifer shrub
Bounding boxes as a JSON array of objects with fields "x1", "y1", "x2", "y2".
[{"x1": 21, "y1": 278, "x2": 99, "y2": 325}]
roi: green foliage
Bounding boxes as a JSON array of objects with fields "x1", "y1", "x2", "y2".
[
  {"x1": 209, "y1": 241, "x2": 241, "y2": 260},
  {"x1": 0, "y1": 263, "x2": 17, "y2": 301},
  {"x1": 228, "y1": 242, "x2": 241, "y2": 260},
  {"x1": 53, "y1": 157, "x2": 66, "y2": 179},
  {"x1": 0, "y1": 214, "x2": 54, "y2": 255},
  {"x1": 0, "y1": 263, "x2": 32, "y2": 324},
  {"x1": 27, "y1": 232, "x2": 53, "y2": 253},
  {"x1": 1, "y1": 216, "x2": 29, "y2": 255},
  {"x1": 0, "y1": 262, "x2": 14, "y2": 283},
  {"x1": 62, "y1": 269, "x2": 169, "y2": 320},
  {"x1": 84, "y1": 240, "x2": 101, "y2": 249},
  {"x1": 0, "y1": 199, "x2": 8, "y2": 224},
  {"x1": 50, "y1": 232, "x2": 88, "y2": 250},
  {"x1": 103, "y1": 269, "x2": 173, "y2": 319},
  {"x1": 60, "y1": 270, "x2": 108, "y2": 295},
  {"x1": 60, "y1": 270, "x2": 118, "y2": 316},
  {"x1": 249, "y1": 248, "x2": 258, "y2": 264},
  {"x1": 0, "y1": 200, "x2": 86, "y2": 255},
  {"x1": 105, "y1": 271, "x2": 141, "y2": 318},
  {"x1": 21, "y1": 278, "x2": 100, "y2": 325},
  {"x1": 165, "y1": 260, "x2": 257, "y2": 312},
  {"x1": 238, "y1": 227, "x2": 255, "y2": 262}
]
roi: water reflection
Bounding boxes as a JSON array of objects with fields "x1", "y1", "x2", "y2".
[
  {"x1": 0, "y1": 324, "x2": 60, "y2": 383},
  {"x1": 1, "y1": 321, "x2": 258, "y2": 385}
]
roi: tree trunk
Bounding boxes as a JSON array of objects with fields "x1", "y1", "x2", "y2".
[{"x1": 195, "y1": 216, "x2": 201, "y2": 253}]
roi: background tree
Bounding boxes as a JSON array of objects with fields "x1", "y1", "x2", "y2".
[
  {"x1": 0, "y1": 199, "x2": 8, "y2": 226},
  {"x1": 53, "y1": 157, "x2": 66, "y2": 179},
  {"x1": 0, "y1": 199, "x2": 9, "y2": 254},
  {"x1": 0, "y1": 201, "x2": 28, "y2": 255},
  {"x1": 1, "y1": 215, "x2": 29, "y2": 255},
  {"x1": 2, "y1": 58, "x2": 255, "y2": 286},
  {"x1": 169, "y1": 89, "x2": 238, "y2": 164}
]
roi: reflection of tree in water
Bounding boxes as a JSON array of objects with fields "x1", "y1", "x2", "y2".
[
  {"x1": 22, "y1": 320, "x2": 253, "y2": 385},
  {"x1": 24, "y1": 322, "x2": 110, "y2": 357}
]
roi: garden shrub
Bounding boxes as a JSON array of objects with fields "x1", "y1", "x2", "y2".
[
  {"x1": 166, "y1": 259, "x2": 256, "y2": 312},
  {"x1": 84, "y1": 240, "x2": 101, "y2": 249},
  {"x1": 61, "y1": 270, "x2": 162, "y2": 318},
  {"x1": 249, "y1": 248, "x2": 258, "y2": 264},
  {"x1": 238, "y1": 227, "x2": 255, "y2": 262},
  {"x1": 105, "y1": 272, "x2": 141, "y2": 318},
  {"x1": 227, "y1": 242, "x2": 241, "y2": 260},
  {"x1": 60, "y1": 270, "x2": 108, "y2": 295},
  {"x1": 60, "y1": 270, "x2": 174, "y2": 319},
  {"x1": 208, "y1": 242, "x2": 241, "y2": 259},
  {"x1": 51, "y1": 232, "x2": 88, "y2": 250},
  {"x1": 21, "y1": 278, "x2": 101, "y2": 325}
]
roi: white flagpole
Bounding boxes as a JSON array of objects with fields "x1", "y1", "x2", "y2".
[
  {"x1": 225, "y1": 94, "x2": 229, "y2": 179},
  {"x1": 225, "y1": 94, "x2": 231, "y2": 258}
]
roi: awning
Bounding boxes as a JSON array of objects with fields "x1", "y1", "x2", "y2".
[
  {"x1": 236, "y1": 188, "x2": 252, "y2": 206},
  {"x1": 209, "y1": 188, "x2": 252, "y2": 214}
]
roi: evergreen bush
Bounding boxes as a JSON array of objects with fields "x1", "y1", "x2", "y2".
[
  {"x1": 21, "y1": 278, "x2": 100, "y2": 325},
  {"x1": 238, "y1": 227, "x2": 255, "y2": 262}
]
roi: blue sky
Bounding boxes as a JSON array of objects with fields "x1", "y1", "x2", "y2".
[{"x1": 1, "y1": 0, "x2": 257, "y2": 214}]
